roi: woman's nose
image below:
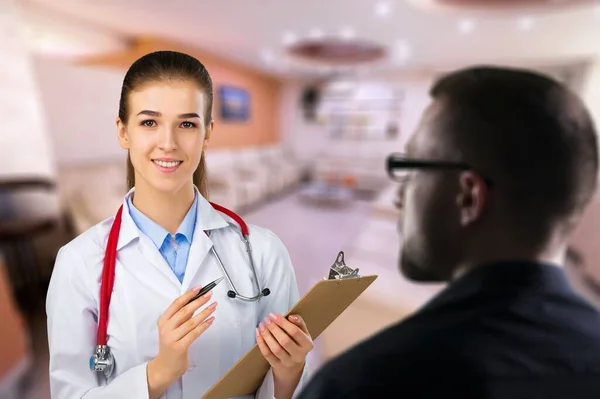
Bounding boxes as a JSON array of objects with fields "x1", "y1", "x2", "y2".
[{"x1": 158, "y1": 127, "x2": 177, "y2": 151}]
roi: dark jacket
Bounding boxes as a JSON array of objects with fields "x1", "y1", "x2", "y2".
[{"x1": 297, "y1": 261, "x2": 600, "y2": 398}]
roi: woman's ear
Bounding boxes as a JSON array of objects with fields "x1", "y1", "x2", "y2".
[
  {"x1": 203, "y1": 120, "x2": 214, "y2": 150},
  {"x1": 116, "y1": 117, "x2": 129, "y2": 150}
]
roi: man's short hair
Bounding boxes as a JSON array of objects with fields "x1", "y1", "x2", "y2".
[{"x1": 430, "y1": 66, "x2": 598, "y2": 244}]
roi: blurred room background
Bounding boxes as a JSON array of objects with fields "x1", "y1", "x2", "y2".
[{"x1": 3, "y1": 0, "x2": 600, "y2": 397}]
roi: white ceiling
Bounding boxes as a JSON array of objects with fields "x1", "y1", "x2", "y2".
[{"x1": 17, "y1": 0, "x2": 600, "y2": 78}]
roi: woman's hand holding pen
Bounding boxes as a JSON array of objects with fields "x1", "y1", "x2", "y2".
[
  {"x1": 147, "y1": 286, "x2": 217, "y2": 399},
  {"x1": 256, "y1": 313, "x2": 313, "y2": 399}
]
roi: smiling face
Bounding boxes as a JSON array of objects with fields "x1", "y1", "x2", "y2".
[{"x1": 116, "y1": 79, "x2": 213, "y2": 196}]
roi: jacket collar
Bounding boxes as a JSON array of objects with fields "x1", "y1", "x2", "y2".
[
  {"x1": 418, "y1": 260, "x2": 575, "y2": 313},
  {"x1": 116, "y1": 186, "x2": 230, "y2": 250}
]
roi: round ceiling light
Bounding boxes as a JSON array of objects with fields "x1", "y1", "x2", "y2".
[
  {"x1": 286, "y1": 38, "x2": 386, "y2": 66},
  {"x1": 409, "y1": 0, "x2": 600, "y2": 12}
]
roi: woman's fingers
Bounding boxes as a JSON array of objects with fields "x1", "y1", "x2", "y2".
[
  {"x1": 159, "y1": 286, "x2": 204, "y2": 323},
  {"x1": 179, "y1": 316, "x2": 216, "y2": 347},
  {"x1": 172, "y1": 301, "x2": 218, "y2": 341},
  {"x1": 167, "y1": 291, "x2": 214, "y2": 330}
]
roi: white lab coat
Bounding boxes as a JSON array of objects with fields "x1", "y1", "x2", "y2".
[{"x1": 46, "y1": 189, "x2": 309, "y2": 399}]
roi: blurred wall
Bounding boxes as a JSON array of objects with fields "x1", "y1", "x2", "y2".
[
  {"x1": 581, "y1": 59, "x2": 600, "y2": 133},
  {"x1": 570, "y1": 59, "x2": 600, "y2": 280},
  {"x1": 278, "y1": 75, "x2": 433, "y2": 163},
  {"x1": 570, "y1": 193, "x2": 600, "y2": 282},
  {"x1": 33, "y1": 57, "x2": 125, "y2": 167},
  {"x1": 0, "y1": 8, "x2": 55, "y2": 181}
]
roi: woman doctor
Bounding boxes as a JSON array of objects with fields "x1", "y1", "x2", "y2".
[{"x1": 46, "y1": 50, "x2": 312, "y2": 399}]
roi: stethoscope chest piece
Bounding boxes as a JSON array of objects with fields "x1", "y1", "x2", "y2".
[{"x1": 90, "y1": 345, "x2": 115, "y2": 378}]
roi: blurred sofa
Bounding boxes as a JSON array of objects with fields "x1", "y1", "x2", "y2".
[{"x1": 57, "y1": 144, "x2": 304, "y2": 235}]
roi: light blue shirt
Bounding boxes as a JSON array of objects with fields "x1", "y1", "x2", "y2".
[{"x1": 127, "y1": 193, "x2": 198, "y2": 283}]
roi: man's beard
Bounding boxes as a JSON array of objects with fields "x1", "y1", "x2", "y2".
[{"x1": 399, "y1": 239, "x2": 450, "y2": 283}]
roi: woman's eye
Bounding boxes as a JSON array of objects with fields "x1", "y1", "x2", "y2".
[
  {"x1": 181, "y1": 121, "x2": 196, "y2": 129},
  {"x1": 141, "y1": 120, "x2": 156, "y2": 127}
]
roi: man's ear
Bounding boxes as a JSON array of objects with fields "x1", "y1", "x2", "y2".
[
  {"x1": 116, "y1": 118, "x2": 129, "y2": 150},
  {"x1": 203, "y1": 120, "x2": 214, "y2": 150},
  {"x1": 456, "y1": 171, "x2": 488, "y2": 226}
]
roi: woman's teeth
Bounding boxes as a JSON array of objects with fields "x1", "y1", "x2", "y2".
[{"x1": 153, "y1": 160, "x2": 182, "y2": 168}]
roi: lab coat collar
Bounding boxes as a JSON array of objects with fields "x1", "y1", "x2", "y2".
[{"x1": 116, "y1": 186, "x2": 230, "y2": 251}]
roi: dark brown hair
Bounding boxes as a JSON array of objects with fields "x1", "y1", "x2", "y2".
[{"x1": 118, "y1": 50, "x2": 213, "y2": 197}]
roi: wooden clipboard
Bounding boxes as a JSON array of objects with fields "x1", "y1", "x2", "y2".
[{"x1": 201, "y1": 274, "x2": 378, "y2": 399}]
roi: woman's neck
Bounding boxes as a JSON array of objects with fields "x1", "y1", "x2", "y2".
[{"x1": 132, "y1": 182, "x2": 196, "y2": 235}]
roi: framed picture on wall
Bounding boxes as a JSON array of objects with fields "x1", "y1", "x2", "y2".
[{"x1": 218, "y1": 85, "x2": 250, "y2": 122}]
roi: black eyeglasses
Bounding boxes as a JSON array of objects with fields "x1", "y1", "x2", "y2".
[{"x1": 386, "y1": 153, "x2": 493, "y2": 187}]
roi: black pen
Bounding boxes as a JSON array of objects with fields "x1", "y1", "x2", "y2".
[{"x1": 187, "y1": 276, "x2": 224, "y2": 305}]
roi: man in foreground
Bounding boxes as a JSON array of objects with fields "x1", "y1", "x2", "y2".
[{"x1": 298, "y1": 66, "x2": 600, "y2": 398}]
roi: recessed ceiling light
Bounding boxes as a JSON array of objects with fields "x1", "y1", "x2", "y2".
[
  {"x1": 261, "y1": 49, "x2": 274, "y2": 64},
  {"x1": 375, "y1": 1, "x2": 391, "y2": 18},
  {"x1": 458, "y1": 19, "x2": 475, "y2": 34},
  {"x1": 309, "y1": 28, "x2": 324, "y2": 40},
  {"x1": 340, "y1": 27, "x2": 356, "y2": 40},
  {"x1": 518, "y1": 16, "x2": 534, "y2": 31},
  {"x1": 282, "y1": 31, "x2": 296, "y2": 46},
  {"x1": 393, "y1": 39, "x2": 412, "y2": 64}
]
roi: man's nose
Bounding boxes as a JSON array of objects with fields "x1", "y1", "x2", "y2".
[{"x1": 394, "y1": 184, "x2": 405, "y2": 210}]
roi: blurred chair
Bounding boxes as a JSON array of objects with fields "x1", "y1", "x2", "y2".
[
  {"x1": 0, "y1": 177, "x2": 60, "y2": 316},
  {"x1": 205, "y1": 149, "x2": 241, "y2": 211},
  {"x1": 205, "y1": 149, "x2": 240, "y2": 211},
  {"x1": 236, "y1": 147, "x2": 273, "y2": 203},
  {"x1": 57, "y1": 161, "x2": 126, "y2": 234},
  {"x1": 262, "y1": 145, "x2": 304, "y2": 192},
  {"x1": 0, "y1": 256, "x2": 32, "y2": 399},
  {"x1": 55, "y1": 145, "x2": 303, "y2": 227}
]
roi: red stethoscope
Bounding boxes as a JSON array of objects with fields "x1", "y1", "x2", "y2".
[{"x1": 90, "y1": 202, "x2": 270, "y2": 378}]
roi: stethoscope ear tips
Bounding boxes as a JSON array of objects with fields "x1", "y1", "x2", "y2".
[
  {"x1": 261, "y1": 288, "x2": 270, "y2": 297},
  {"x1": 227, "y1": 290, "x2": 237, "y2": 298}
]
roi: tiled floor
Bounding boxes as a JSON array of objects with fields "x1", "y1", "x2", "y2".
[{"x1": 19, "y1": 191, "x2": 373, "y2": 398}]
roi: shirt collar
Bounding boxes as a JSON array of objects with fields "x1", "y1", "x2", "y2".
[
  {"x1": 116, "y1": 186, "x2": 230, "y2": 251},
  {"x1": 127, "y1": 192, "x2": 198, "y2": 249}
]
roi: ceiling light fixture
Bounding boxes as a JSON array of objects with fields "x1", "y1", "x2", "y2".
[
  {"x1": 458, "y1": 19, "x2": 475, "y2": 34},
  {"x1": 261, "y1": 49, "x2": 274, "y2": 64},
  {"x1": 282, "y1": 31, "x2": 296, "y2": 46},
  {"x1": 393, "y1": 39, "x2": 412, "y2": 65},
  {"x1": 518, "y1": 16, "x2": 534, "y2": 31},
  {"x1": 375, "y1": 1, "x2": 391, "y2": 18}
]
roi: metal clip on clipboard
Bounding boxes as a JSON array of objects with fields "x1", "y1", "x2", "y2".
[{"x1": 328, "y1": 251, "x2": 360, "y2": 280}]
